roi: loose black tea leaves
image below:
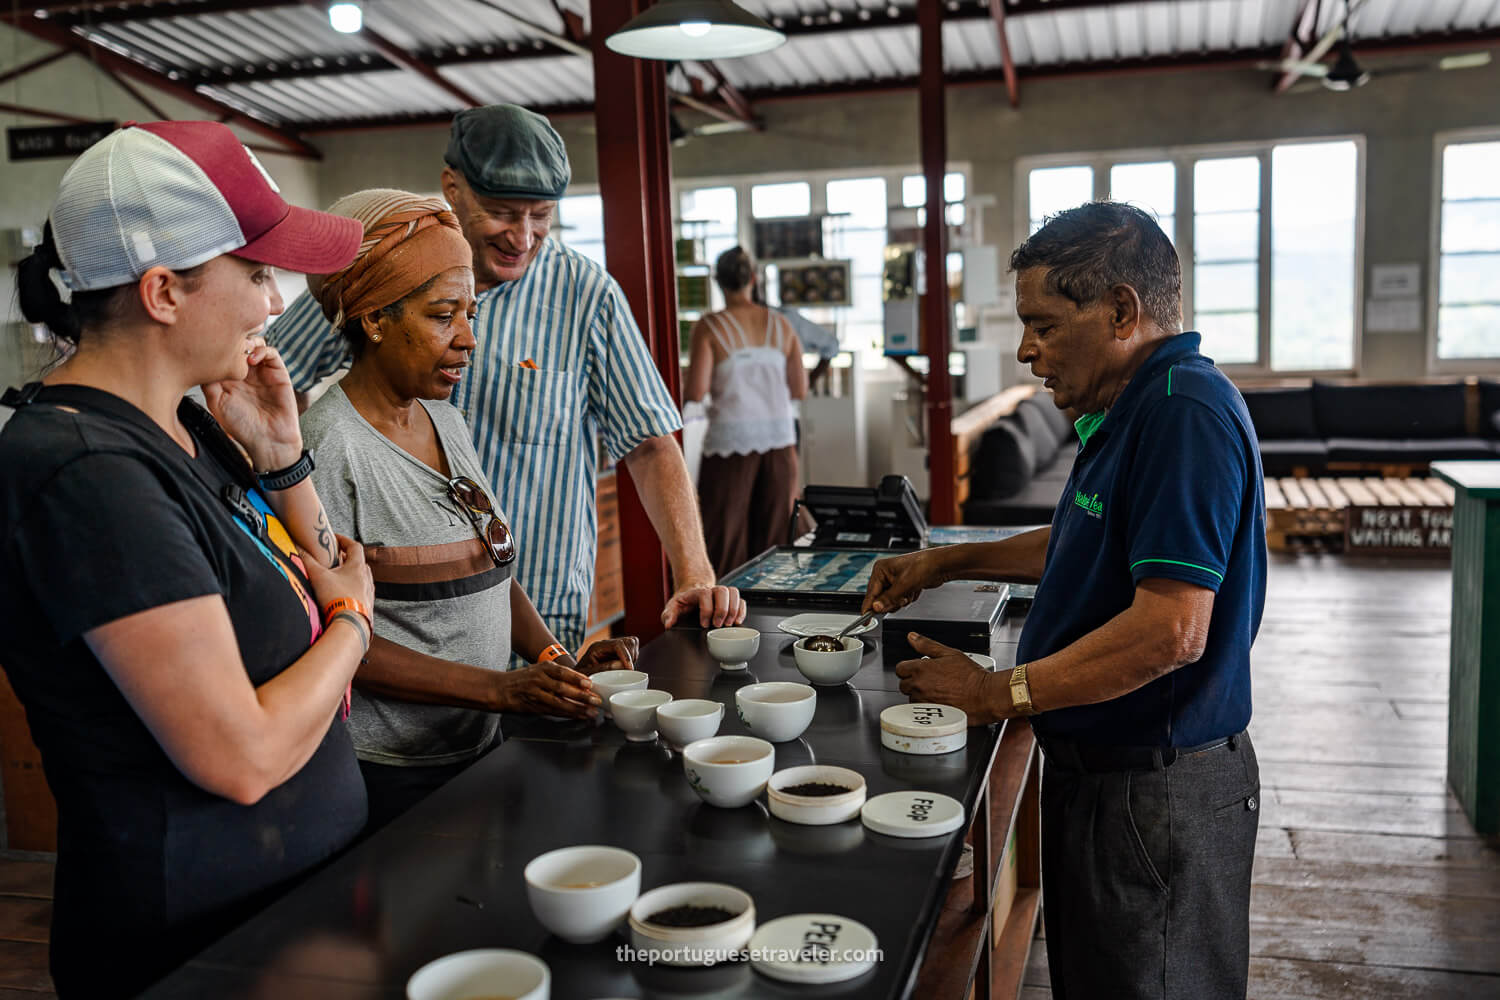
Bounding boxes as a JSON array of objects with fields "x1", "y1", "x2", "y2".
[
  {"x1": 782, "y1": 782, "x2": 852, "y2": 797},
  {"x1": 646, "y1": 904, "x2": 739, "y2": 927}
]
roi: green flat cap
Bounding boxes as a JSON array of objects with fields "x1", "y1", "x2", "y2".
[{"x1": 445, "y1": 104, "x2": 571, "y2": 201}]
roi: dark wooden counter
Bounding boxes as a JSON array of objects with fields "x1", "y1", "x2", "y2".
[{"x1": 141, "y1": 607, "x2": 1038, "y2": 1000}]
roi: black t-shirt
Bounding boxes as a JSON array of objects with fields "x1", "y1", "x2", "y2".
[{"x1": 0, "y1": 385, "x2": 366, "y2": 997}]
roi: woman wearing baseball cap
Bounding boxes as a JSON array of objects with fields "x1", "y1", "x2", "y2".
[{"x1": 0, "y1": 121, "x2": 373, "y2": 997}]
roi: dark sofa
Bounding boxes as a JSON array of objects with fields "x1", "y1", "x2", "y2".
[
  {"x1": 1243, "y1": 381, "x2": 1500, "y2": 477},
  {"x1": 961, "y1": 393, "x2": 1076, "y2": 525}
]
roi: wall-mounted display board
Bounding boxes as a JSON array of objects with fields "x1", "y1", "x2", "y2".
[
  {"x1": 754, "y1": 217, "x2": 823, "y2": 260},
  {"x1": 777, "y1": 259, "x2": 851, "y2": 307}
]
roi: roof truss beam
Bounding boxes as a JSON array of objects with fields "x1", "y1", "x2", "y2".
[
  {"x1": 7, "y1": 17, "x2": 323, "y2": 157},
  {"x1": 986, "y1": 0, "x2": 1021, "y2": 108}
]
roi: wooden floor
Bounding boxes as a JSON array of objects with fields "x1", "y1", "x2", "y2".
[
  {"x1": 3, "y1": 553, "x2": 1498, "y2": 998},
  {"x1": 1023, "y1": 552, "x2": 1500, "y2": 998}
]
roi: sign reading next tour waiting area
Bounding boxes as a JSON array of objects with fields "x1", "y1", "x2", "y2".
[{"x1": 7, "y1": 121, "x2": 115, "y2": 161}]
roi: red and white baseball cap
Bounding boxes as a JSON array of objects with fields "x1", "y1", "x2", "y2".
[{"x1": 49, "y1": 120, "x2": 361, "y2": 292}]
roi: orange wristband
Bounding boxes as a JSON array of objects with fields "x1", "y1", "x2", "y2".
[
  {"x1": 538, "y1": 642, "x2": 569, "y2": 664},
  {"x1": 322, "y1": 597, "x2": 373, "y2": 632}
]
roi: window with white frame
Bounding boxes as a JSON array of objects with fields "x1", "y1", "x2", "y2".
[
  {"x1": 667, "y1": 167, "x2": 972, "y2": 362},
  {"x1": 1020, "y1": 138, "x2": 1362, "y2": 373},
  {"x1": 820, "y1": 176, "x2": 887, "y2": 354},
  {"x1": 1194, "y1": 157, "x2": 1260, "y2": 365},
  {"x1": 680, "y1": 186, "x2": 738, "y2": 312},
  {"x1": 1436, "y1": 138, "x2": 1500, "y2": 362},
  {"x1": 751, "y1": 182, "x2": 810, "y2": 218},
  {"x1": 556, "y1": 193, "x2": 605, "y2": 268}
]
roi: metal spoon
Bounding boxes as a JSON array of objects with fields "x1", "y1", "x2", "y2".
[{"x1": 804, "y1": 610, "x2": 882, "y2": 651}]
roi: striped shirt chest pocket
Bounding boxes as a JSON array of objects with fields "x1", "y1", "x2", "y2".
[{"x1": 498, "y1": 365, "x2": 583, "y2": 445}]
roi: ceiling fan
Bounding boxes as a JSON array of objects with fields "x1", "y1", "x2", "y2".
[{"x1": 1259, "y1": 0, "x2": 1492, "y2": 93}]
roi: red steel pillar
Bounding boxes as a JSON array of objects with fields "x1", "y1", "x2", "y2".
[
  {"x1": 921, "y1": 0, "x2": 958, "y2": 525},
  {"x1": 591, "y1": 0, "x2": 681, "y2": 640}
]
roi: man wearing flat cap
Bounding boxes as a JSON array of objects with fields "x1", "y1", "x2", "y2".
[{"x1": 272, "y1": 104, "x2": 745, "y2": 657}]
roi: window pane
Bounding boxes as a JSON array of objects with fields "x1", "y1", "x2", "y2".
[
  {"x1": 1438, "y1": 305, "x2": 1500, "y2": 360},
  {"x1": 902, "y1": 174, "x2": 925, "y2": 208},
  {"x1": 1110, "y1": 162, "x2": 1175, "y2": 241},
  {"x1": 945, "y1": 172, "x2": 966, "y2": 203},
  {"x1": 946, "y1": 203, "x2": 966, "y2": 227},
  {"x1": 1198, "y1": 312, "x2": 1259, "y2": 366},
  {"x1": 681, "y1": 186, "x2": 737, "y2": 225},
  {"x1": 1440, "y1": 252, "x2": 1500, "y2": 305},
  {"x1": 826, "y1": 177, "x2": 887, "y2": 228},
  {"x1": 901, "y1": 171, "x2": 967, "y2": 208},
  {"x1": 1193, "y1": 157, "x2": 1260, "y2": 213},
  {"x1": 1272, "y1": 141, "x2": 1357, "y2": 371},
  {"x1": 559, "y1": 194, "x2": 603, "y2": 241},
  {"x1": 752, "y1": 182, "x2": 810, "y2": 218},
  {"x1": 1441, "y1": 200, "x2": 1500, "y2": 254},
  {"x1": 558, "y1": 194, "x2": 605, "y2": 268},
  {"x1": 1195, "y1": 211, "x2": 1258, "y2": 261},
  {"x1": 1195, "y1": 262, "x2": 1257, "y2": 312},
  {"x1": 1029, "y1": 165, "x2": 1093, "y2": 230},
  {"x1": 1443, "y1": 141, "x2": 1500, "y2": 201}
]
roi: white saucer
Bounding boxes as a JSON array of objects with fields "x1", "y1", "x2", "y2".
[
  {"x1": 860, "y1": 791, "x2": 965, "y2": 839},
  {"x1": 777, "y1": 613, "x2": 880, "y2": 639},
  {"x1": 747, "y1": 913, "x2": 879, "y2": 984}
]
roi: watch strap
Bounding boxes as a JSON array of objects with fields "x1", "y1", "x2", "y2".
[
  {"x1": 259, "y1": 449, "x2": 315, "y2": 491},
  {"x1": 1010, "y1": 662, "x2": 1037, "y2": 716}
]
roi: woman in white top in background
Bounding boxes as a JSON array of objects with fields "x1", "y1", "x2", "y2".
[{"x1": 685, "y1": 246, "x2": 808, "y2": 575}]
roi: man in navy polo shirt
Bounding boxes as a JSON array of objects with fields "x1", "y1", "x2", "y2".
[{"x1": 864, "y1": 202, "x2": 1266, "y2": 1000}]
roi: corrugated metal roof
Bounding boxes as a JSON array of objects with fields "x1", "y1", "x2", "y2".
[{"x1": 30, "y1": 0, "x2": 1500, "y2": 129}]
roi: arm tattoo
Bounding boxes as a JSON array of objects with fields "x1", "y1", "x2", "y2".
[
  {"x1": 327, "y1": 611, "x2": 371, "y2": 653},
  {"x1": 314, "y1": 507, "x2": 338, "y2": 567}
]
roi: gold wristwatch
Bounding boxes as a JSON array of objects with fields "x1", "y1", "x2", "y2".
[{"x1": 1009, "y1": 662, "x2": 1038, "y2": 716}]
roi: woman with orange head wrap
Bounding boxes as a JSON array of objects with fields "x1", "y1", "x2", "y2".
[{"x1": 301, "y1": 190, "x2": 639, "y2": 832}]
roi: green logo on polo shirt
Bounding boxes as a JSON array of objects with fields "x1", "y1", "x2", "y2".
[{"x1": 1073, "y1": 490, "x2": 1104, "y2": 519}]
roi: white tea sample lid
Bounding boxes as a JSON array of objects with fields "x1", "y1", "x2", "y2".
[
  {"x1": 860, "y1": 791, "x2": 965, "y2": 838},
  {"x1": 879, "y1": 703, "x2": 966, "y2": 739},
  {"x1": 748, "y1": 913, "x2": 879, "y2": 984}
]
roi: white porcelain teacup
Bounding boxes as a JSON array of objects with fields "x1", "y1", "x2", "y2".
[
  {"x1": 590, "y1": 670, "x2": 649, "y2": 718},
  {"x1": 791, "y1": 635, "x2": 863, "y2": 685},
  {"x1": 656, "y1": 698, "x2": 725, "y2": 749},
  {"x1": 682, "y1": 735, "x2": 775, "y2": 808},
  {"x1": 523, "y1": 845, "x2": 642, "y2": 944},
  {"x1": 735, "y1": 682, "x2": 817, "y2": 743},
  {"x1": 611, "y1": 689, "x2": 672, "y2": 742},
  {"x1": 406, "y1": 948, "x2": 549, "y2": 1000},
  {"x1": 706, "y1": 627, "x2": 760, "y2": 670}
]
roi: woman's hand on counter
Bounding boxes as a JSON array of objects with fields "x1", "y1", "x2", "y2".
[
  {"x1": 495, "y1": 663, "x2": 600, "y2": 719},
  {"x1": 574, "y1": 637, "x2": 641, "y2": 675}
]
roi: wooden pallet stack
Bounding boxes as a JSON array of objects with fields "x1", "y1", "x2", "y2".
[
  {"x1": 1264, "y1": 476, "x2": 1347, "y2": 551},
  {"x1": 1263, "y1": 476, "x2": 1456, "y2": 553}
]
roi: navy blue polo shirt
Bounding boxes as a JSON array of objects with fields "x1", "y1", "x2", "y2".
[{"x1": 1018, "y1": 332, "x2": 1267, "y2": 748}]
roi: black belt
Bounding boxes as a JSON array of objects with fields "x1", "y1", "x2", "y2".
[{"x1": 1036, "y1": 731, "x2": 1243, "y2": 774}]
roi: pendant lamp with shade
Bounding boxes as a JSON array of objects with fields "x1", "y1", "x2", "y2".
[{"x1": 605, "y1": 0, "x2": 786, "y2": 60}]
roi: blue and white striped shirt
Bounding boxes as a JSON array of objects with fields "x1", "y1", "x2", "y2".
[{"x1": 271, "y1": 238, "x2": 682, "y2": 650}]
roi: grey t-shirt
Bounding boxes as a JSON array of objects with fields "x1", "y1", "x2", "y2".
[{"x1": 302, "y1": 384, "x2": 513, "y2": 767}]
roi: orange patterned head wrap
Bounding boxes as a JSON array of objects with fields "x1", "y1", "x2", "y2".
[{"x1": 307, "y1": 188, "x2": 472, "y2": 329}]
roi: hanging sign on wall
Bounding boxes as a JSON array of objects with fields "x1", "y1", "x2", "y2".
[{"x1": 7, "y1": 121, "x2": 116, "y2": 161}]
